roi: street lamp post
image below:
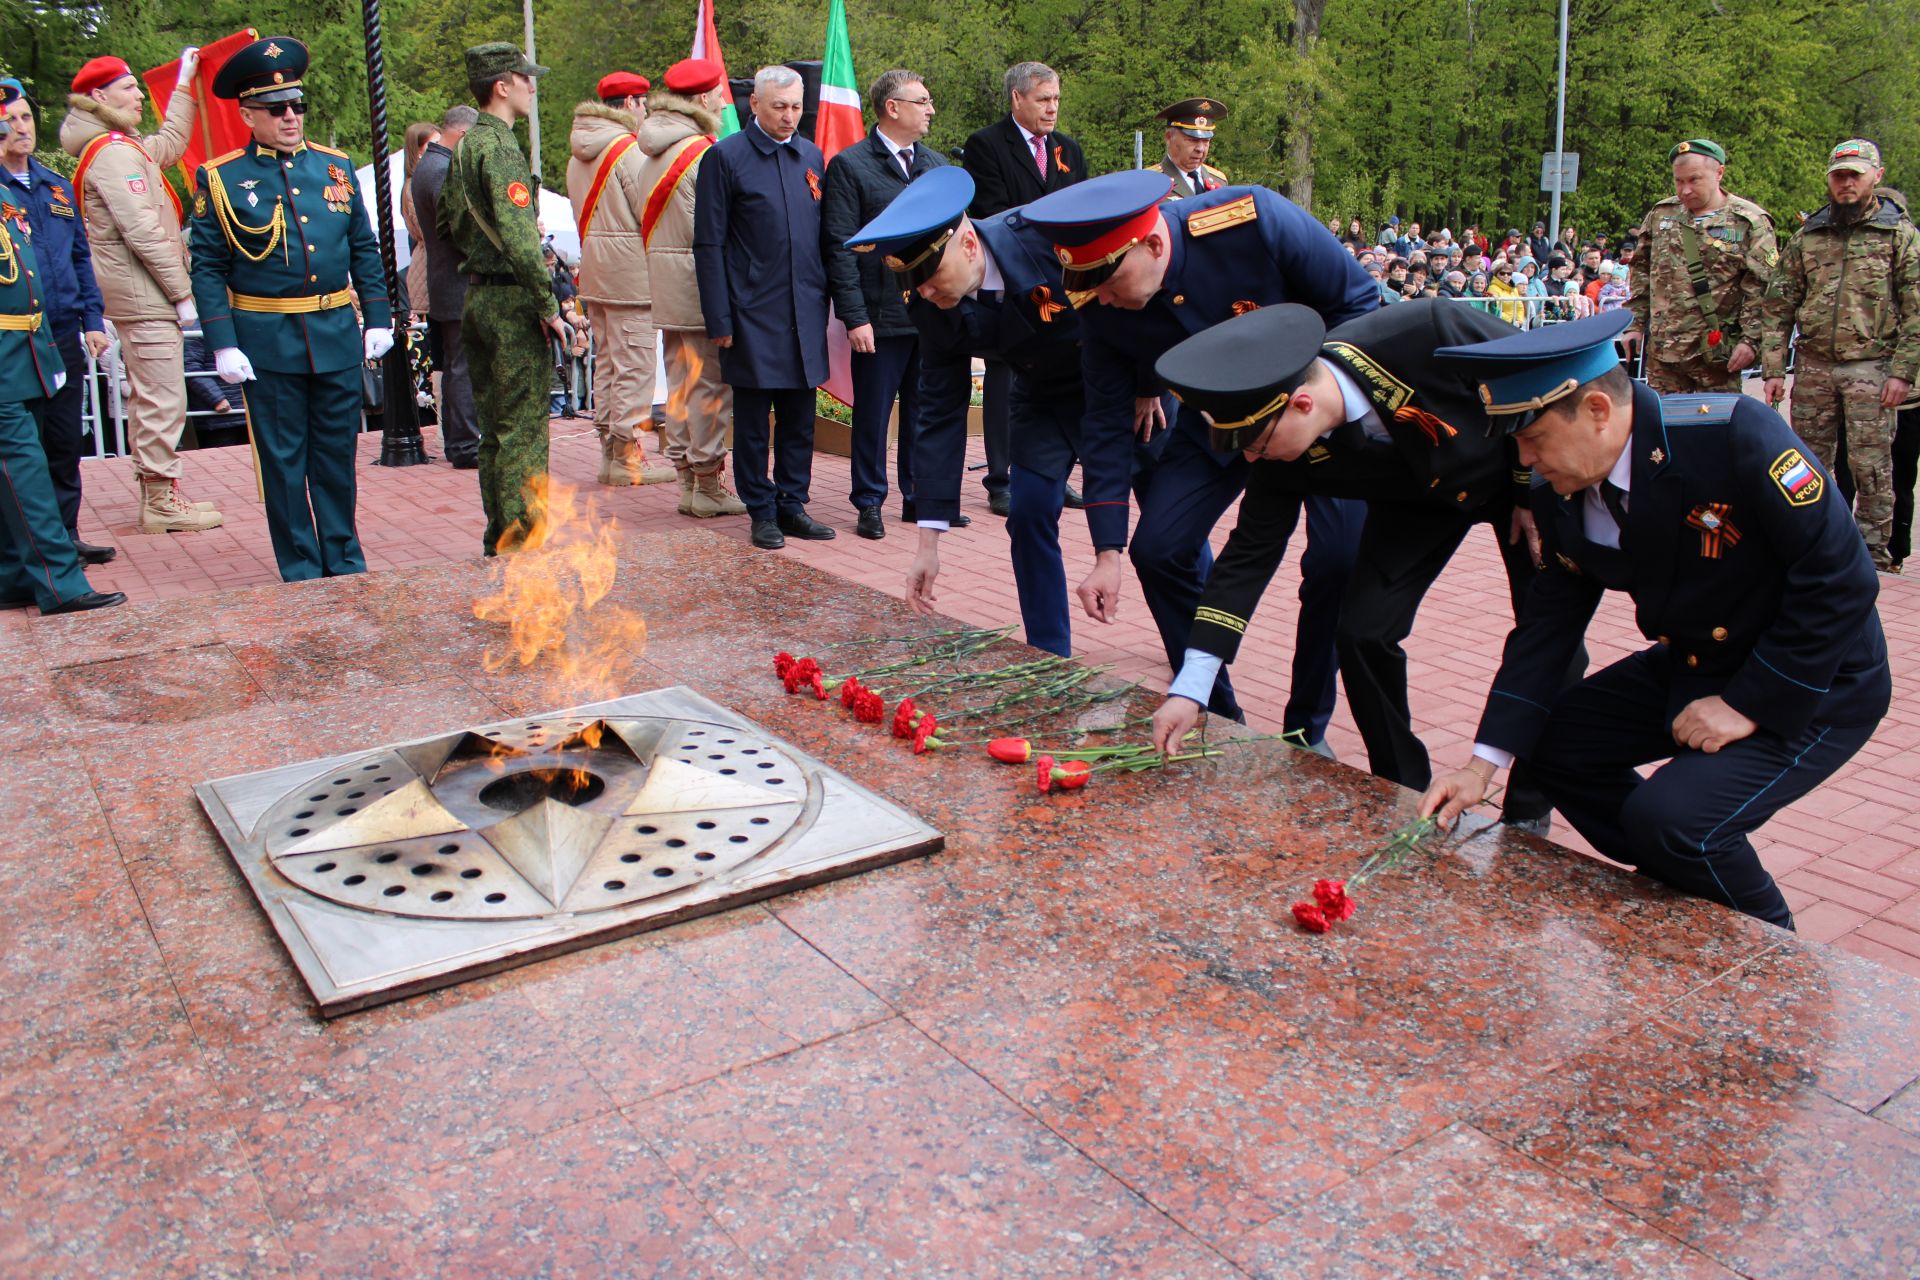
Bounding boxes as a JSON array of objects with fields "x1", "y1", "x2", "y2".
[
  {"x1": 361, "y1": 0, "x2": 429, "y2": 467},
  {"x1": 1549, "y1": 0, "x2": 1569, "y2": 246}
]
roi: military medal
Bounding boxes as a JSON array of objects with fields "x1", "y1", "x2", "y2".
[{"x1": 247, "y1": 191, "x2": 259, "y2": 207}]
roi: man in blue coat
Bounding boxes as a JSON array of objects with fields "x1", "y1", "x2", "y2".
[
  {"x1": 847, "y1": 167, "x2": 1130, "y2": 655},
  {"x1": 0, "y1": 82, "x2": 113, "y2": 563},
  {"x1": 693, "y1": 65, "x2": 833, "y2": 550},
  {"x1": 1421, "y1": 312, "x2": 1890, "y2": 929},
  {"x1": 1024, "y1": 172, "x2": 1378, "y2": 748}
]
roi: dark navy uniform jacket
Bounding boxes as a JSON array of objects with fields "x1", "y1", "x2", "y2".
[
  {"x1": 1187, "y1": 300, "x2": 1527, "y2": 661},
  {"x1": 692, "y1": 118, "x2": 830, "y2": 390},
  {"x1": 907, "y1": 209, "x2": 1129, "y2": 547},
  {"x1": 1477, "y1": 383, "x2": 1891, "y2": 759},
  {"x1": 0, "y1": 159, "x2": 102, "y2": 338},
  {"x1": 1076, "y1": 186, "x2": 1378, "y2": 507}
]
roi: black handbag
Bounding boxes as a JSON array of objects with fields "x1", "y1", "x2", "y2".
[{"x1": 362, "y1": 359, "x2": 386, "y2": 414}]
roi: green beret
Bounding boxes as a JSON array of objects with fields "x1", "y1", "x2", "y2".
[
  {"x1": 1668, "y1": 138, "x2": 1727, "y2": 165},
  {"x1": 464, "y1": 43, "x2": 549, "y2": 82}
]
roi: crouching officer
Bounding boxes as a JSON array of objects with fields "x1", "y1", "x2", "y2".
[
  {"x1": 190, "y1": 36, "x2": 391, "y2": 581},
  {"x1": 0, "y1": 129, "x2": 123, "y2": 613},
  {"x1": 1419, "y1": 311, "x2": 1890, "y2": 929},
  {"x1": 847, "y1": 166, "x2": 1131, "y2": 655},
  {"x1": 1146, "y1": 299, "x2": 1577, "y2": 829}
]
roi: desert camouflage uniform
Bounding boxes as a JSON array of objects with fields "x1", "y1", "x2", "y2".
[
  {"x1": 1628, "y1": 193, "x2": 1776, "y2": 393},
  {"x1": 1761, "y1": 194, "x2": 1920, "y2": 568}
]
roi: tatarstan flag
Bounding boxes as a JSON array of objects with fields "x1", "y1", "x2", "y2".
[
  {"x1": 815, "y1": 0, "x2": 864, "y2": 162},
  {"x1": 691, "y1": 0, "x2": 740, "y2": 137}
]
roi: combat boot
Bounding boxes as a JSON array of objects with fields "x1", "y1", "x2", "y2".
[
  {"x1": 139, "y1": 479, "x2": 224, "y2": 534},
  {"x1": 676, "y1": 468, "x2": 696, "y2": 516},
  {"x1": 689, "y1": 465, "x2": 747, "y2": 518},
  {"x1": 598, "y1": 432, "x2": 676, "y2": 487}
]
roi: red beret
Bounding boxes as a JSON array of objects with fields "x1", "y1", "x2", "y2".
[
  {"x1": 597, "y1": 71, "x2": 650, "y2": 100},
  {"x1": 662, "y1": 59, "x2": 722, "y2": 96},
  {"x1": 72, "y1": 56, "x2": 135, "y2": 97}
]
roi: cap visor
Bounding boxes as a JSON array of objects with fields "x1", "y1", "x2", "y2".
[
  {"x1": 1828, "y1": 160, "x2": 1873, "y2": 174},
  {"x1": 247, "y1": 87, "x2": 305, "y2": 105},
  {"x1": 1175, "y1": 127, "x2": 1214, "y2": 139},
  {"x1": 1060, "y1": 260, "x2": 1121, "y2": 291},
  {"x1": 523, "y1": 61, "x2": 551, "y2": 77}
]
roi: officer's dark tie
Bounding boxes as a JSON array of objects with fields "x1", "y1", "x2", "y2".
[
  {"x1": 1601, "y1": 480, "x2": 1631, "y2": 546},
  {"x1": 1190, "y1": 170, "x2": 1204, "y2": 193},
  {"x1": 898, "y1": 148, "x2": 914, "y2": 180}
]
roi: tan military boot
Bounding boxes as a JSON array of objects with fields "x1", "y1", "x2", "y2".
[
  {"x1": 139, "y1": 479, "x2": 224, "y2": 533},
  {"x1": 598, "y1": 432, "x2": 676, "y2": 487},
  {"x1": 689, "y1": 465, "x2": 747, "y2": 518},
  {"x1": 676, "y1": 468, "x2": 696, "y2": 515}
]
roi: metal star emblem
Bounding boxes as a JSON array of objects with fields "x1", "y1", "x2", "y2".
[
  {"x1": 265, "y1": 42, "x2": 283, "y2": 58},
  {"x1": 1650, "y1": 448, "x2": 1666, "y2": 463}
]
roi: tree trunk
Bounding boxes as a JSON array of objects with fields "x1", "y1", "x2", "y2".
[{"x1": 1285, "y1": 0, "x2": 1327, "y2": 210}]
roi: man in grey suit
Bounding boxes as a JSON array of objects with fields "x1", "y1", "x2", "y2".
[{"x1": 410, "y1": 104, "x2": 480, "y2": 468}]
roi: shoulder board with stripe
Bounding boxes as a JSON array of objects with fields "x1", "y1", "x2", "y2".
[
  {"x1": 206, "y1": 148, "x2": 247, "y2": 169},
  {"x1": 1658, "y1": 393, "x2": 1739, "y2": 426},
  {"x1": 309, "y1": 142, "x2": 351, "y2": 159},
  {"x1": 1186, "y1": 194, "x2": 1257, "y2": 238},
  {"x1": 1201, "y1": 163, "x2": 1227, "y2": 179}
]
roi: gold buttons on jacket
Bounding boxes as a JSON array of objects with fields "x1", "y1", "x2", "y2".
[
  {"x1": 307, "y1": 244, "x2": 316, "y2": 253},
  {"x1": 1685, "y1": 654, "x2": 1699, "y2": 668},
  {"x1": 1455, "y1": 491, "x2": 1468, "y2": 502},
  {"x1": 1172, "y1": 294, "x2": 1185, "y2": 305},
  {"x1": 1657, "y1": 635, "x2": 1670, "y2": 645},
  {"x1": 300, "y1": 215, "x2": 309, "y2": 224},
  {"x1": 1711, "y1": 626, "x2": 1729, "y2": 641}
]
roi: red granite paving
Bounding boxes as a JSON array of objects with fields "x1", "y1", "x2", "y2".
[{"x1": 72, "y1": 416, "x2": 1920, "y2": 977}]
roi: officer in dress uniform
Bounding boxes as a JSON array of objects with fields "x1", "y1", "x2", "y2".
[
  {"x1": 0, "y1": 113, "x2": 122, "y2": 614},
  {"x1": 1023, "y1": 171, "x2": 1378, "y2": 749},
  {"x1": 1156, "y1": 98, "x2": 1228, "y2": 200},
  {"x1": 190, "y1": 37, "x2": 391, "y2": 581},
  {"x1": 1144, "y1": 300, "x2": 1574, "y2": 830},
  {"x1": 846, "y1": 167, "x2": 1131, "y2": 655},
  {"x1": 1419, "y1": 312, "x2": 1890, "y2": 929}
]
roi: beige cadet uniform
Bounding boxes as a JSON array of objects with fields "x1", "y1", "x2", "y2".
[
  {"x1": 58, "y1": 87, "x2": 222, "y2": 530},
  {"x1": 1628, "y1": 193, "x2": 1776, "y2": 394},
  {"x1": 634, "y1": 92, "x2": 739, "y2": 516},
  {"x1": 565, "y1": 100, "x2": 673, "y2": 486}
]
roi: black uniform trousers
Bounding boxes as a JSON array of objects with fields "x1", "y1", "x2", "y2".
[
  {"x1": 39, "y1": 327, "x2": 88, "y2": 538},
  {"x1": 1004, "y1": 381, "x2": 1088, "y2": 657},
  {"x1": 732, "y1": 386, "x2": 816, "y2": 523},
  {"x1": 1335, "y1": 494, "x2": 1581, "y2": 821},
  {"x1": 1889, "y1": 405, "x2": 1919, "y2": 565},
  {"x1": 848, "y1": 335, "x2": 918, "y2": 512},
  {"x1": 432, "y1": 318, "x2": 480, "y2": 465},
  {"x1": 1526, "y1": 646, "x2": 1877, "y2": 929},
  {"x1": 1131, "y1": 420, "x2": 1363, "y2": 737},
  {"x1": 979, "y1": 359, "x2": 1012, "y2": 497}
]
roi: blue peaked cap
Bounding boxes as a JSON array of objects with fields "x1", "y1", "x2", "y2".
[
  {"x1": 1434, "y1": 310, "x2": 1633, "y2": 432},
  {"x1": 845, "y1": 167, "x2": 976, "y2": 287}
]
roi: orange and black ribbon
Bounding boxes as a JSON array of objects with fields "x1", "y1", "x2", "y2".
[
  {"x1": 1686, "y1": 502, "x2": 1741, "y2": 558},
  {"x1": 805, "y1": 168, "x2": 821, "y2": 200},
  {"x1": 1030, "y1": 285, "x2": 1065, "y2": 323},
  {"x1": 1393, "y1": 405, "x2": 1458, "y2": 445}
]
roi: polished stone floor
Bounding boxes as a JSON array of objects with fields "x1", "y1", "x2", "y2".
[{"x1": 4, "y1": 529, "x2": 1918, "y2": 1278}]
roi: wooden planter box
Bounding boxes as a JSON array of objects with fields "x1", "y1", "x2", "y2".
[{"x1": 811, "y1": 405, "x2": 983, "y2": 459}]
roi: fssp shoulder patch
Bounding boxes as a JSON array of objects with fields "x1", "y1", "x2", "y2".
[
  {"x1": 506, "y1": 181, "x2": 532, "y2": 208},
  {"x1": 1185, "y1": 194, "x2": 1256, "y2": 238},
  {"x1": 1322, "y1": 340, "x2": 1414, "y2": 413},
  {"x1": 1769, "y1": 447, "x2": 1823, "y2": 506}
]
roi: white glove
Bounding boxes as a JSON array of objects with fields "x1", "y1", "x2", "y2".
[
  {"x1": 176, "y1": 47, "x2": 201, "y2": 87},
  {"x1": 174, "y1": 297, "x2": 197, "y2": 328},
  {"x1": 53, "y1": 371, "x2": 67, "y2": 392},
  {"x1": 214, "y1": 347, "x2": 256, "y2": 384},
  {"x1": 363, "y1": 327, "x2": 394, "y2": 361}
]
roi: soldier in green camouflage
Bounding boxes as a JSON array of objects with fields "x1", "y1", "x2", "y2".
[
  {"x1": 1621, "y1": 138, "x2": 1777, "y2": 394},
  {"x1": 438, "y1": 42, "x2": 567, "y2": 555},
  {"x1": 1762, "y1": 138, "x2": 1920, "y2": 572}
]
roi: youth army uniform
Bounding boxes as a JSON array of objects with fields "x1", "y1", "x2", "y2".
[
  {"x1": 1160, "y1": 300, "x2": 1569, "y2": 822},
  {"x1": 1760, "y1": 142, "x2": 1920, "y2": 571},
  {"x1": 189, "y1": 38, "x2": 389, "y2": 581},
  {"x1": 0, "y1": 188, "x2": 121, "y2": 611},
  {"x1": 1447, "y1": 312, "x2": 1888, "y2": 928},
  {"x1": 1627, "y1": 164, "x2": 1776, "y2": 394},
  {"x1": 439, "y1": 44, "x2": 561, "y2": 555},
  {"x1": 1024, "y1": 173, "x2": 1377, "y2": 739},
  {"x1": 848, "y1": 167, "x2": 1132, "y2": 655}
]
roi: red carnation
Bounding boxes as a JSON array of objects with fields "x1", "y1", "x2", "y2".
[
  {"x1": 774, "y1": 651, "x2": 796, "y2": 678},
  {"x1": 1311, "y1": 878, "x2": 1356, "y2": 921},
  {"x1": 912, "y1": 715, "x2": 940, "y2": 754},
  {"x1": 809, "y1": 671, "x2": 827, "y2": 700},
  {"x1": 782, "y1": 670, "x2": 803, "y2": 694},
  {"x1": 1707, "y1": 329, "x2": 1724, "y2": 347},
  {"x1": 1053, "y1": 759, "x2": 1092, "y2": 790},
  {"x1": 1291, "y1": 901, "x2": 1332, "y2": 933},
  {"x1": 1035, "y1": 754, "x2": 1058, "y2": 792},
  {"x1": 839, "y1": 677, "x2": 863, "y2": 708},
  {"x1": 892, "y1": 698, "x2": 919, "y2": 739},
  {"x1": 988, "y1": 737, "x2": 1032, "y2": 764}
]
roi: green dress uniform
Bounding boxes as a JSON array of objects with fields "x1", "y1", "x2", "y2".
[
  {"x1": 0, "y1": 212, "x2": 97, "y2": 610},
  {"x1": 188, "y1": 37, "x2": 390, "y2": 581},
  {"x1": 438, "y1": 44, "x2": 558, "y2": 556}
]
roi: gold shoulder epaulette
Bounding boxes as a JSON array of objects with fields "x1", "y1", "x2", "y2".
[
  {"x1": 207, "y1": 148, "x2": 246, "y2": 168},
  {"x1": 1202, "y1": 163, "x2": 1227, "y2": 179},
  {"x1": 1187, "y1": 194, "x2": 1256, "y2": 238},
  {"x1": 309, "y1": 142, "x2": 350, "y2": 159}
]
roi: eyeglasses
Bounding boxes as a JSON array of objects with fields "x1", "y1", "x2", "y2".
[
  {"x1": 890, "y1": 96, "x2": 934, "y2": 108},
  {"x1": 245, "y1": 100, "x2": 308, "y2": 117}
]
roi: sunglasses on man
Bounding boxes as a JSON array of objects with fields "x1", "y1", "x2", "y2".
[{"x1": 246, "y1": 100, "x2": 309, "y2": 117}]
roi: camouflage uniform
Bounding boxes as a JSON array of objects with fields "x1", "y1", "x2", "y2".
[
  {"x1": 1762, "y1": 192, "x2": 1920, "y2": 569},
  {"x1": 1628, "y1": 193, "x2": 1776, "y2": 393},
  {"x1": 438, "y1": 46, "x2": 558, "y2": 555}
]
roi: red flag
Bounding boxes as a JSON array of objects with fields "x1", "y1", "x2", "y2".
[{"x1": 143, "y1": 29, "x2": 259, "y2": 189}]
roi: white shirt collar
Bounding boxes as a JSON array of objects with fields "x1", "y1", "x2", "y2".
[
  {"x1": 1324, "y1": 360, "x2": 1375, "y2": 426},
  {"x1": 1015, "y1": 120, "x2": 1047, "y2": 148},
  {"x1": 972, "y1": 241, "x2": 1005, "y2": 297},
  {"x1": 875, "y1": 124, "x2": 916, "y2": 154},
  {"x1": 1603, "y1": 434, "x2": 1634, "y2": 493}
]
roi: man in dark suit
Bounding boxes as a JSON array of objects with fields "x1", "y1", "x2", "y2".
[
  {"x1": 1421, "y1": 312, "x2": 1891, "y2": 929},
  {"x1": 409, "y1": 104, "x2": 479, "y2": 468},
  {"x1": 1145, "y1": 300, "x2": 1574, "y2": 830},
  {"x1": 694, "y1": 64, "x2": 834, "y2": 549},
  {"x1": 963, "y1": 61, "x2": 1086, "y2": 517},
  {"x1": 821, "y1": 68, "x2": 947, "y2": 540}
]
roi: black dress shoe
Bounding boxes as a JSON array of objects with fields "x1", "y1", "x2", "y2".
[
  {"x1": 856, "y1": 507, "x2": 885, "y2": 540},
  {"x1": 448, "y1": 454, "x2": 479, "y2": 470},
  {"x1": 1063, "y1": 484, "x2": 1085, "y2": 509},
  {"x1": 71, "y1": 538, "x2": 117, "y2": 565},
  {"x1": 42, "y1": 590, "x2": 126, "y2": 615},
  {"x1": 750, "y1": 519, "x2": 785, "y2": 550},
  {"x1": 952, "y1": 512, "x2": 972, "y2": 527},
  {"x1": 988, "y1": 490, "x2": 1011, "y2": 518},
  {"x1": 777, "y1": 511, "x2": 836, "y2": 540}
]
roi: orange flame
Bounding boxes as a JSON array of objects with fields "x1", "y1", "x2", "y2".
[{"x1": 472, "y1": 476, "x2": 648, "y2": 697}]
